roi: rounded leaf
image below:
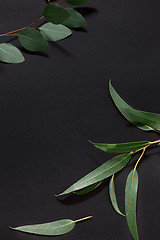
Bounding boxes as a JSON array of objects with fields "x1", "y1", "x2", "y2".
[
  {"x1": 43, "y1": 4, "x2": 69, "y2": 24},
  {"x1": 39, "y1": 22, "x2": 72, "y2": 41},
  {"x1": 63, "y1": 8, "x2": 87, "y2": 28},
  {"x1": 0, "y1": 43, "x2": 25, "y2": 64},
  {"x1": 18, "y1": 28, "x2": 49, "y2": 52},
  {"x1": 66, "y1": 0, "x2": 89, "y2": 5}
]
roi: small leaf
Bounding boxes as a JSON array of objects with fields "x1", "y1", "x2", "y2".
[
  {"x1": 18, "y1": 28, "x2": 49, "y2": 52},
  {"x1": 56, "y1": 153, "x2": 131, "y2": 196},
  {"x1": 0, "y1": 43, "x2": 25, "y2": 64},
  {"x1": 109, "y1": 175, "x2": 125, "y2": 216},
  {"x1": 109, "y1": 80, "x2": 153, "y2": 131},
  {"x1": 66, "y1": 0, "x2": 89, "y2": 5},
  {"x1": 90, "y1": 140, "x2": 149, "y2": 153},
  {"x1": 125, "y1": 108, "x2": 160, "y2": 132},
  {"x1": 125, "y1": 170, "x2": 139, "y2": 240},
  {"x1": 43, "y1": 4, "x2": 70, "y2": 24},
  {"x1": 63, "y1": 8, "x2": 87, "y2": 28},
  {"x1": 10, "y1": 216, "x2": 92, "y2": 236},
  {"x1": 39, "y1": 22, "x2": 72, "y2": 42},
  {"x1": 74, "y1": 181, "x2": 102, "y2": 195}
]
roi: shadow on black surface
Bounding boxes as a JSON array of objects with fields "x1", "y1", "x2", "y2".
[{"x1": 75, "y1": 7, "x2": 98, "y2": 17}]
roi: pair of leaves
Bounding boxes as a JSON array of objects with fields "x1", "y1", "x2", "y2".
[
  {"x1": 109, "y1": 80, "x2": 160, "y2": 132},
  {"x1": 44, "y1": 5, "x2": 86, "y2": 27},
  {"x1": 57, "y1": 153, "x2": 131, "y2": 196},
  {"x1": 109, "y1": 170, "x2": 139, "y2": 240},
  {"x1": 10, "y1": 216, "x2": 92, "y2": 236},
  {"x1": 58, "y1": 139, "x2": 148, "y2": 196}
]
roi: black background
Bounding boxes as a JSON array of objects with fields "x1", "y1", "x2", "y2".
[{"x1": 0, "y1": 0, "x2": 160, "y2": 239}]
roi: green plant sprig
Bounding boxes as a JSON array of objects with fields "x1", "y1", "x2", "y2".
[
  {"x1": 56, "y1": 81, "x2": 160, "y2": 240},
  {"x1": 0, "y1": 0, "x2": 90, "y2": 64}
]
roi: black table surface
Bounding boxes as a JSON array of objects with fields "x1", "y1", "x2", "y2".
[{"x1": 0, "y1": 0, "x2": 160, "y2": 239}]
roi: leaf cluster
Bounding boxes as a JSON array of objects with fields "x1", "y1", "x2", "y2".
[
  {"x1": 0, "y1": 0, "x2": 89, "y2": 64},
  {"x1": 10, "y1": 81, "x2": 160, "y2": 239}
]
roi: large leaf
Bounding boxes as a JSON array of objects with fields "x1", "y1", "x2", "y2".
[
  {"x1": 74, "y1": 181, "x2": 102, "y2": 195},
  {"x1": 18, "y1": 28, "x2": 49, "y2": 52},
  {"x1": 63, "y1": 8, "x2": 87, "y2": 28},
  {"x1": 0, "y1": 43, "x2": 24, "y2": 64},
  {"x1": 90, "y1": 140, "x2": 149, "y2": 153},
  {"x1": 66, "y1": 0, "x2": 89, "y2": 5},
  {"x1": 125, "y1": 170, "x2": 139, "y2": 240},
  {"x1": 39, "y1": 22, "x2": 71, "y2": 42},
  {"x1": 125, "y1": 108, "x2": 160, "y2": 132},
  {"x1": 109, "y1": 175, "x2": 125, "y2": 216},
  {"x1": 43, "y1": 4, "x2": 69, "y2": 24},
  {"x1": 57, "y1": 153, "x2": 131, "y2": 196},
  {"x1": 109, "y1": 80, "x2": 153, "y2": 131},
  {"x1": 10, "y1": 216, "x2": 92, "y2": 236}
]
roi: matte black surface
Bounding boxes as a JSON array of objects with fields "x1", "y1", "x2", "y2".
[{"x1": 0, "y1": 0, "x2": 160, "y2": 239}]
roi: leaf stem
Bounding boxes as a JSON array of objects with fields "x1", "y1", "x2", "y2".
[
  {"x1": 134, "y1": 148, "x2": 146, "y2": 170},
  {"x1": 74, "y1": 216, "x2": 93, "y2": 223}
]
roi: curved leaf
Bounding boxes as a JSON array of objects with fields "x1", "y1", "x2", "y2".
[
  {"x1": 18, "y1": 28, "x2": 49, "y2": 52},
  {"x1": 109, "y1": 175, "x2": 125, "y2": 216},
  {"x1": 0, "y1": 43, "x2": 25, "y2": 64},
  {"x1": 10, "y1": 216, "x2": 92, "y2": 236},
  {"x1": 66, "y1": 0, "x2": 89, "y2": 5},
  {"x1": 43, "y1": 4, "x2": 69, "y2": 24},
  {"x1": 74, "y1": 181, "x2": 102, "y2": 195},
  {"x1": 90, "y1": 140, "x2": 149, "y2": 153},
  {"x1": 57, "y1": 153, "x2": 131, "y2": 196},
  {"x1": 39, "y1": 22, "x2": 72, "y2": 41},
  {"x1": 125, "y1": 108, "x2": 160, "y2": 132},
  {"x1": 109, "y1": 80, "x2": 153, "y2": 131},
  {"x1": 63, "y1": 8, "x2": 87, "y2": 28},
  {"x1": 125, "y1": 170, "x2": 139, "y2": 240}
]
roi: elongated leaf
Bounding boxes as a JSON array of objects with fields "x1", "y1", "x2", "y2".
[
  {"x1": 74, "y1": 181, "x2": 102, "y2": 195},
  {"x1": 63, "y1": 8, "x2": 87, "y2": 28},
  {"x1": 90, "y1": 140, "x2": 149, "y2": 153},
  {"x1": 57, "y1": 153, "x2": 131, "y2": 196},
  {"x1": 43, "y1": 4, "x2": 69, "y2": 24},
  {"x1": 66, "y1": 0, "x2": 89, "y2": 5},
  {"x1": 10, "y1": 216, "x2": 92, "y2": 236},
  {"x1": 109, "y1": 175, "x2": 125, "y2": 216},
  {"x1": 125, "y1": 108, "x2": 160, "y2": 132},
  {"x1": 0, "y1": 43, "x2": 25, "y2": 64},
  {"x1": 125, "y1": 170, "x2": 139, "y2": 240},
  {"x1": 18, "y1": 28, "x2": 49, "y2": 52},
  {"x1": 39, "y1": 22, "x2": 72, "y2": 42},
  {"x1": 109, "y1": 80, "x2": 153, "y2": 131}
]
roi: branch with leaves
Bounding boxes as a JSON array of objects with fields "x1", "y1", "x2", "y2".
[
  {"x1": 0, "y1": 0, "x2": 90, "y2": 64},
  {"x1": 55, "y1": 80, "x2": 160, "y2": 240}
]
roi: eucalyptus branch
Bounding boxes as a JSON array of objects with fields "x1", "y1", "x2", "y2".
[{"x1": 0, "y1": 0, "x2": 90, "y2": 64}]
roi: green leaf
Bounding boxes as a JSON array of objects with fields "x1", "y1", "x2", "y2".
[
  {"x1": 125, "y1": 108, "x2": 160, "y2": 132},
  {"x1": 10, "y1": 216, "x2": 92, "y2": 236},
  {"x1": 43, "y1": 4, "x2": 70, "y2": 24},
  {"x1": 109, "y1": 175, "x2": 125, "y2": 216},
  {"x1": 56, "y1": 153, "x2": 131, "y2": 196},
  {"x1": 39, "y1": 22, "x2": 72, "y2": 42},
  {"x1": 90, "y1": 140, "x2": 149, "y2": 153},
  {"x1": 18, "y1": 28, "x2": 49, "y2": 52},
  {"x1": 0, "y1": 43, "x2": 25, "y2": 64},
  {"x1": 74, "y1": 181, "x2": 102, "y2": 195},
  {"x1": 125, "y1": 170, "x2": 139, "y2": 240},
  {"x1": 63, "y1": 8, "x2": 87, "y2": 28},
  {"x1": 109, "y1": 80, "x2": 153, "y2": 131},
  {"x1": 66, "y1": 0, "x2": 89, "y2": 5}
]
